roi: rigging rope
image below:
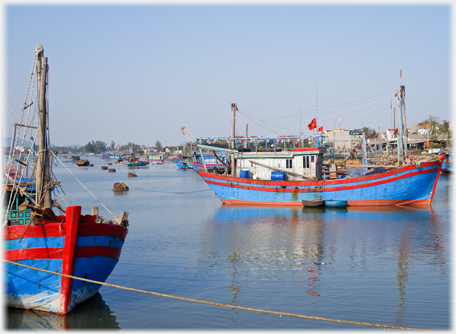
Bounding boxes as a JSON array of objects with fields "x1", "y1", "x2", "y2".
[
  {"x1": 2, "y1": 259, "x2": 441, "y2": 331},
  {"x1": 51, "y1": 152, "x2": 117, "y2": 219},
  {"x1": 237, "y1": 96, "x2": 391, "y2": 137},
  {"x1": 263, "y1": 90, "x2": 392, "y2": 121}
]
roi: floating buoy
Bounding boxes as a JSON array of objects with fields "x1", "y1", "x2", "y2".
[{"x1": 113, "y1": 182, "x2": 129, "y2": 191}]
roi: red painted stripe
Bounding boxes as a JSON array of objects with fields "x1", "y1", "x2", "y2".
[
  {"x1": 5, "y1": 224, "x2": 64, "y2": 240},
  {"x1": 291, "y1": 147, "x2": 326, "y2": 152},
  {"x1": 4, "y1": 248, "x2": 63, "y2": 261},
  {"x1": 78, "y1": 224, "x2": 127, "y2": 240},
  {"x1": 4, "y1": 246, "x2": 122, "y2": 262},
  {"x1": 204, "y1": 168, "x2": 439, "y2": 194},
  {"x1": 4, "y1": 222, "x2": 127, "y2": 241},
  {"x1": 221, "y1": 198, "x2": 432, "y2": 206},
  {"x1": 75, "y1": 246, "x2": 121, "y2": 260},
  {"x1": 60, "y1": 206, "x2": 80, "y2": 315}
]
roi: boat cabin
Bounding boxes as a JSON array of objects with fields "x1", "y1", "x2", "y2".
[{"x1": 235, "y1": 147, "x2": 325, "y2": 181}]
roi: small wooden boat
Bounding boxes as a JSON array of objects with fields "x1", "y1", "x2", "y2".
[
  {"x1": 127, "y1": 160, "x2": 148, "y2": 167},
  {"x1": 76, "y1": 159, "x2": 89, "y2": 166},
  {"x1": 302, "y1": 199, "x2": 325, "y2": 207}
]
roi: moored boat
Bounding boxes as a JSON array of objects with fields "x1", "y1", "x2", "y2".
[
  {"x1": 3, "y1": 45, "x2": 129, "y2": 315},
  {"x1": 194, "y1": 94, "x2": 445, "y2": 207},
  {"x1": 76, "y1": 159, "x2": 90, "y2": 166}
]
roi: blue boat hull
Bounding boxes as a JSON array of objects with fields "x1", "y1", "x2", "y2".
[
  {"x1": 196, "y1": 159, "x2": 443, "y2": 206},
  {"x1": 4, "y1": 206, "x2": 128, "y2": 314},
  {"x1": 175, "y1": 162, "x2": 188, "y2": 169}
]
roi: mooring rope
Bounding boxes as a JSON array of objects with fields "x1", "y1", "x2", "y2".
[{"x1": 3, "y1": 260, "x2": 441, "y2": 331}]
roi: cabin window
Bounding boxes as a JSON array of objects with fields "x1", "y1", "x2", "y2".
[
  {"x1": 311, "y1": 156, "x2": 315, "y2": 163},
  {"x1": 286, "y1": 159, "x2": 292, "y2": 168},
  {"x1": 303, "y1": 156, "x2": 310, "y2": 168}
]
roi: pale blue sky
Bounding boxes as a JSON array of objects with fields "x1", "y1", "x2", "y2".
[{"x1": 3, "y1": 4, "x2": 451, "y2": 147}]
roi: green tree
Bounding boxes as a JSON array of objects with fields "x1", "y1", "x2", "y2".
[
  {"x1": 441, "y1": 120, "x2": 452, "y2": 147},
  {"x1": 84, "y1": 140, "x2": 107, "y2": 154},
  {"x1": 110, "y1": 141, "x2": 115, "y2": 150},
  {"x1": 155, "y1": 140, "x2": 163, "y2": 151}
]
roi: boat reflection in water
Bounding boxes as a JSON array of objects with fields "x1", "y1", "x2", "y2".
[
  {"x1": 201, "y1": 204, "x2": 446, "y2": 312},
  {"x1": 6, "y1": 292, "x2": 119, "y2": 330}
]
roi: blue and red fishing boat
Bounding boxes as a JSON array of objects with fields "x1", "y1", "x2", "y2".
[
  {"x1": 187, "y1": 152, "x2": 228, "y2": 171},
  {"x1": 3, "y1": 45, "x2": 129, "y2": 315},
  {"x1": 196, "y1": 150, "x2": 443, "y2": 206},
  {"x1": 194, "y1": 91, "x2": 445, "y2": 207}
]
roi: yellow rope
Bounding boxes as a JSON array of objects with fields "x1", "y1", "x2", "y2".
[{"x1": 3, "y1": 260, "x2": 443, "y2": 331}]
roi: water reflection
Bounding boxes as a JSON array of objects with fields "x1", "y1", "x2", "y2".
[
  {"x1": 6, "y1": 292, "x2": 119, "y2": 330},
  {"x1": 201, "y1": 204, "x2": 448, "y2": 314}
]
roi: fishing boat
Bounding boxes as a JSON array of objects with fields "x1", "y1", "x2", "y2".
[
  {"x1": 127, "y1": 160, "x2": 148, "y2": 166},
  {"x1": 187, "y1": 152, "x2": 228, "y2": 171},
  {"x1": 194, "y1": 95, "x2": 444, "y2": 207},
  {"x1": 76, "y1": 159, "x2": 90, "y2": 166},
  {"x1": 3, "y1": 45, "x2": 129, "y2": 315}
]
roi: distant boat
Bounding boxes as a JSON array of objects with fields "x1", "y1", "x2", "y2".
[
  {"x1": 187, "y1": 152, "x2": 228, "y2": 171},
  {"x1": 4, "y1": 45, "x2": 129, "y2": 315},
  {"x1": 127, "y1": 161, "x2": 148, "y2": 166},
  {"x1": 76, "y1": 159, "x2": 90, "y2": 166}
]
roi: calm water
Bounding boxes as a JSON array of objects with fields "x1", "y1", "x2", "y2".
[{"x1": 5, "y1": 157, "x2": 452, "y2": 330}]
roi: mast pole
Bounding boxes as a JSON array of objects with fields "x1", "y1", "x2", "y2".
[
  {"x1": 230, "y1": 103, "x2": 237, "y2": 176},
  {"x1": 35, "y1": 45, "x2": 52, "y2": 208}
]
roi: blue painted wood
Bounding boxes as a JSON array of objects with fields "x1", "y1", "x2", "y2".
[{"x1": 5, "y1": 234, "x2": 125, "y2": 313}]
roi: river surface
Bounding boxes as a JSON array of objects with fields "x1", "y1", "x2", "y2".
[{"x1": 5, "y1": 156, "x2": 452, "y2": 330}]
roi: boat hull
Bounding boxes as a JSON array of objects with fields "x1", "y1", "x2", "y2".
[
  {"x1": 4, "y1": 206, "x2": 127, "y2": 314},
  {"x1": 175, "y1": 162, "x2": 188, "y2": 169},
  {"x1": 196, "y1": 159, "x2": 443, "y2": 206}
]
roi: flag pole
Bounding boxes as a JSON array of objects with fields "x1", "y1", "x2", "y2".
[{"x1": 315, "y1": 83, "x2": 318, "y2": 137}]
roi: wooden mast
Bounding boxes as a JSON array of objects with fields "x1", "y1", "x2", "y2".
[
  {"x1": 230, "y1": 103, "x2": 237, "y2": 176},
  {"x1": 35, "y1": 44, "x2": 52, "y2": 208}
]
